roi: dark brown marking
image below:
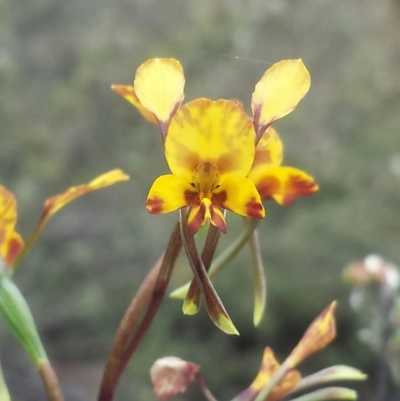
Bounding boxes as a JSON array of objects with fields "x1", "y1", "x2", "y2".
[
  {"x1": 245, "y1": 198, "x2": 264, "y2": 219},
  {"x1": 146, "y1": 197, "x2": 164, "y2": 214}
]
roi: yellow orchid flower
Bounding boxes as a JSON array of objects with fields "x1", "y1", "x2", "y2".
[
  {"x1": 114, "y1": 58, "x2": 318, "y2": 223},
  {"x1": 146, "y1": 98, "x2": 265, "y2": 234}
]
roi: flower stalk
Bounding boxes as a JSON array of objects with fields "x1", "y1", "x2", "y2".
[
  {"x1": 98, "y1": 222, "x2": 182, "y2": 401},
  {"x1": 37, "y1": 360, "x2": 65, "y2": 401}
]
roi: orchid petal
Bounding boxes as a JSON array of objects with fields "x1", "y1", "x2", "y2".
[
  {"x1": 249, "y1": 127, "x2": 283, "y2": 178},
  {"x1": 187, "y1": 198, "x2": 227, "y2": 235},
  {"x1": 165, "y1": 98, "x2": 256, "y2": 182},
  {"x1": 0, "y1": 186, "x2": 24, "y2": 266},
  {"x1": 7, "y1": 170, "x2": 129, "y2": 271},
  {"x1": 285, "y1": 302, "x2": 337, "y2": 369},
  {"x1": 2, "y1": 232, "x2": 24, "y2": 267},
  {"x1": 249, "y1": 166, "x2": 318, "y2": 205},
  {"x1": 235, "y1": 348, "x2": 301, "y2": 401},
  {"x1": 111, "y1": 85, "x2": 158, "y2": 124},
  {"x1": 252, "y1": 59, "x2": 310, "y2": 138},
  {"x1": 135, "y1": 58, "x2": 185, "y2": 128},
  {"x1": 214, "y1": 174, "x2": 265, "y2": 219},
  {"x1": 43, "y1": 169, "x2": 129, "y2": 221},
  {"x1": 146, "y1": 174, "x2": 195, "y2": 214}
]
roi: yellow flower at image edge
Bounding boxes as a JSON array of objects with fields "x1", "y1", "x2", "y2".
[{"x1": 146, "y1": 98, "x2": 265, "y2": 234}]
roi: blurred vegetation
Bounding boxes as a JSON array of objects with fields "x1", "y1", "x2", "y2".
[{"x1": 1, "y1": 0, "x2": 400, "y2": 400}]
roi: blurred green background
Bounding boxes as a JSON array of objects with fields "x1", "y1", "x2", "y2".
[{"x1": 1, "y1": 0, "x2": 400, "y2": 400}]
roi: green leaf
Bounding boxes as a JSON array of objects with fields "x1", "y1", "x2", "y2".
[
  {"x1": 291, "y1": 365, "x2": 367, "y2": 395},
  {"x1": 0, "y1": 259, "x2": 47, "y2": 365},
  {"x1": 0, "y1": 361, "x2": 11, "y2": 401},
  {"x1": 289, "y1": 387, "x2": 358, "y2": 401}
]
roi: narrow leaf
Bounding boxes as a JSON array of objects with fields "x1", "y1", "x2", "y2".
[
  {"x1": 0, "y1": 362, "x2": 11, "y2": 401},
  {"x1": 288, "y1": 387, "x2": 358, "y2": 401},
  {"x1": 0, "y1": 259, "x2": 47, "y2": 365},
  {"x1": 290, "y1": 365, "x2": 367, "y2": 395},
  {"x1": 247, "y1": 222, "x2": 266, "y2": 326}
]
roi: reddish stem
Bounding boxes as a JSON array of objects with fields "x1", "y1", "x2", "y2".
[
  {"x1": 98, "y1": 222, "x2": 182, "y2": 401},
  {"x1": 38, "y1": 360, "x2": 65, "y2": 401}
]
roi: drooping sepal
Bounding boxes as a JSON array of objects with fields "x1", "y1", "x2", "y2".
[{"x1": 179, "y1": 209, "x2": 238, "y2": 335}]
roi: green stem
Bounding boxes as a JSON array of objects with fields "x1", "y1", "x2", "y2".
[
  {"x1": 253, "y1": 363, "x2": 289, "y2": 401},
  {"x1": 209, "y1": 218, "x2": 259, "y2": 280},
  {"x1": 247, "y1": 221, "x2": 266, "y2": 326}
]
